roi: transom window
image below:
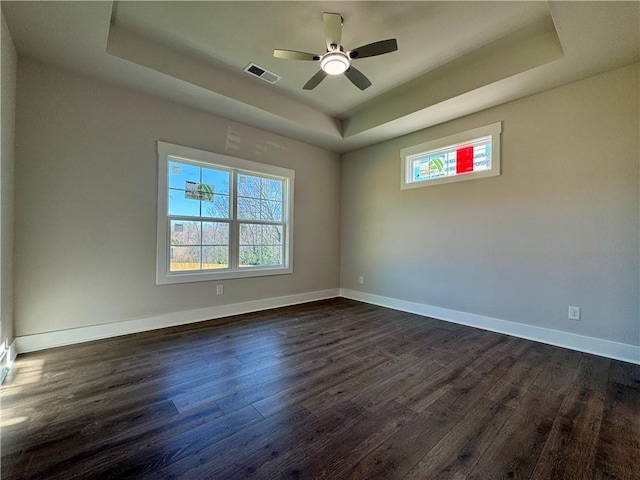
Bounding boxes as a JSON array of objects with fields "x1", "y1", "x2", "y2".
[
  {"x1": 401, "y1": 122, "x2": 502, "y2": 189},
  {"x1": 157, "y1": 141, "x2": 294, "y2": 284}
]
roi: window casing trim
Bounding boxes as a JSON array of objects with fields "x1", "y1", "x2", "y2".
[
  {"x1": 400, "y1": 122, "x2": 502, "y2": 189},
  {"x1": 156, "y1": 141, "x2": 294, "y2": 285}
]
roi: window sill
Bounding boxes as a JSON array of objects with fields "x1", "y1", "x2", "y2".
[{"x1": 156, "y1": 265, "x2": 293, "y2": 285}]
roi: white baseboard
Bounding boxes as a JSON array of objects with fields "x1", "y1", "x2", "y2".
[
  {"x1": 9, "y1": 339, "x2": 17, "y2": 365},
  {"x1": 340, "y1": 289, "x2": 640, "y2": 365},
  {"x1": 0, "y1": 339, "x2": 17, "y2": 384},
  {"x1": 14, "y1": 287, "x2": 640, "y2": 365},
  {"x1": 15, "y1": 289, "x2": 340, "y2": 353}
]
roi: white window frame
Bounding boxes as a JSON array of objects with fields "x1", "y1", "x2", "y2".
[
  {"x1": 400, "y1": 122, "x2": 502, "y2": 189},
  {"x1": 156, "y1": 141, "x2": 294, "y2": 285}
]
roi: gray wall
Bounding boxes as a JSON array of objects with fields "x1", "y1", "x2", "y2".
[
  {"x1": 341, "y1": 64, "x2": 640, "y2": 346},
  {"x1": 1, "y1": 13, "x2": 16, "y2": 346},
  {"x1": 14, "y1": 58, "x2": 341, "y2": 337},
  {"x1": 11, "y1": 54, "x2": 640, "y2": 350}
]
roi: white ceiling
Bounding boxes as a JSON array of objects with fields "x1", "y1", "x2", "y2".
[{"x1": 2, "y1": 1, "x2": 639, "y2": 153}]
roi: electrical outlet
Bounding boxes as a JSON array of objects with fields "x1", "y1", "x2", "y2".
[
  {"x1": 568, "y1": 306, "x2": 580, "y2": 320},
  {"x1": 216, "y1": 285, "x2": 224, "y2": 295},
  {"x1": 358, "y1": 276, "x2": 364, "y2": 285}
]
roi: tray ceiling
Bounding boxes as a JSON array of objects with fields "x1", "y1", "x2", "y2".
[{"x1": 3, "y1": 1, "x2": 639, "y2": 153}]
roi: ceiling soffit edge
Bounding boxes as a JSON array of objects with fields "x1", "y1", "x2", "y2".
[
  {"x1": 106, "y1": 21, "x2": 343, "y2": 141},
  {"x1": 342, "y1": 14, "x2": 563, "y2": 138}
]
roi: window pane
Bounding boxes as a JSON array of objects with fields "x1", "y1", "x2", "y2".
[
  {"x1": 261, "y1": 200, "x2": 283, "y2": 221},
  {"x1": 169, "y1": 189, "x2": 201, "y2": 217},
  {"x1": 261, "y1": 178, "x2": 283, "y2": 201},
  {"x1": 168, "y1": 161, "x2": 199, "y2": 189},
  {"x1": 169, "y1": 161, "x2": 231, "y2": 218},
  {"x1": 414, "y1": 151, "x2": 462, "y2": 181},
  {"x1": 202, "y1": 167, "x2": 230, "y2": 195},
  {"x1": 240, "y1": 224, "x2": 283, "y2": 246},
  {"x1": 238, "y1": 197, "x2": 261, "y2": 220},
  {"x1": 239, "y1": 245, "x2": 260, "y2": 267},
  {"x1": 238, "y1": 246, "x2": 283, "y2": 267},
  {"x1": 412, "y1": 144, "x2": 490, "y2": 182},
  {"x1": 238, "y1": 224, "x2": 284, "y2": 268},
  {"x1": 170, "y1": 246, "x2": 201, "y2": 271},
  {"x1": 201, "y1": 194, "x2": 230, "y2": 219},
  {"x1": 473, "y1": 142, "x2": 491, "y2": 171},
  {"x1": 263, "y1": 225, "x2": 283, "y2": 245},
  {"x1": 238, "y1": 173, "x2": 261, "y2": 198},
  {"x1": 239, "y1": 223, "x2": 261, "y2": 245},
  {"x1": 261, "y1": 245, "x2": 283, "y2": 266},
  {"x1": 202, "y1": 222, "x2": 229, "y2": 245},
  {"x1": 202, "y1": 246, "x2": 228, "y2": 269},
  {"x1": 170, "y1": 220, "x2": 201, "y2": 246}
]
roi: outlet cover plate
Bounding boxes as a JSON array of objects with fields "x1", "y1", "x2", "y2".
[{"x1": 568, "y1": 306, "x2": 581, "y2": 320}]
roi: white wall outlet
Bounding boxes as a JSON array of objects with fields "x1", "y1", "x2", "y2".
[
  {"x1": 216, "y1": 285, "x2": 224, "y2": 295},
  {"x1": 568, "y1": 306, "x2": 580, "y2": 320},
  {"x1": 358, "y1": 275, "x2": 364, "y2": 285}
]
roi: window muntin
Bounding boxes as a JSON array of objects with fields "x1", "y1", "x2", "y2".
[
  {"x1": 157, "y1": 142, "x2": 294, "y2": 284},
  {"x1": 409, "y1": 136, "x2": 491, "y2": 182},
  {"x1": 169, "y1": 219, "x2": 229, "y2": 271},
  {"x1": 168, "y1": 160, "x2": 231, "y2": 273},
  {"x1": 168, "y1": 161, "x2": 230, "y2": 219},
  {"x1": 236, "y1": 172, "x2": 286, "y2": 268},
  {"x1": 401, "y1": 122, "x2": 502, "y2": 189}
]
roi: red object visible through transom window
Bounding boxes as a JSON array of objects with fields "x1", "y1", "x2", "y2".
[{"x1": 456, "y1": 146, "x2": 474, "y2": 174}]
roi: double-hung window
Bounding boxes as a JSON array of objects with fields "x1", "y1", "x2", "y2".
[{"x1": 156, "y1": 141, "x2": 294, "y2": 284}]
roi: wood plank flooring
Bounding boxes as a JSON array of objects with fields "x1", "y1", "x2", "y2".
[{"x1": 1, "y1": 298, "x2": 638, "y2": 479}]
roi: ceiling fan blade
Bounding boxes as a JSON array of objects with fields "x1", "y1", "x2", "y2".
[
  {"x1": 344, "y1": 66, "x2": 372, "y2": 90},
  {"x1": 323, "y1": 12, "x2": 343, "y2": 49},
  {"x1": 303, "y1": 70, "x2": 328, "y2": 90},
  {"x1": 273, "y1": 49, "x2": 320, "y2": 61},
  {"x1": 348, "y1": 39, "x2": 398, "y2": 59}
]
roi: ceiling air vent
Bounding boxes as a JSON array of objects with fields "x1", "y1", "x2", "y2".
[{"x1": 244, "y1": 63, "x2": 281, "y2": 84}]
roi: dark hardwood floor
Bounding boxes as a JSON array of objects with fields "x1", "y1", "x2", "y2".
[{"x1": 1, "y1": 298, "x2": 638, "y2": 479}]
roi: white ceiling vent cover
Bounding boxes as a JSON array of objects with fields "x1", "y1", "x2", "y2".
[{"x1": 244, "y1": 63, "x2": 281, "y2": 84}]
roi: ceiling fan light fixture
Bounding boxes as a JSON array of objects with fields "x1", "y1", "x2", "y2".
[{"x1": 320, "y1": 52, "x2": 349, "y2": 75}]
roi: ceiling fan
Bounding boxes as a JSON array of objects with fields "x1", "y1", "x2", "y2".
[{"x1": 273, "y1": 12, "x2": 398, "y2": 91}]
